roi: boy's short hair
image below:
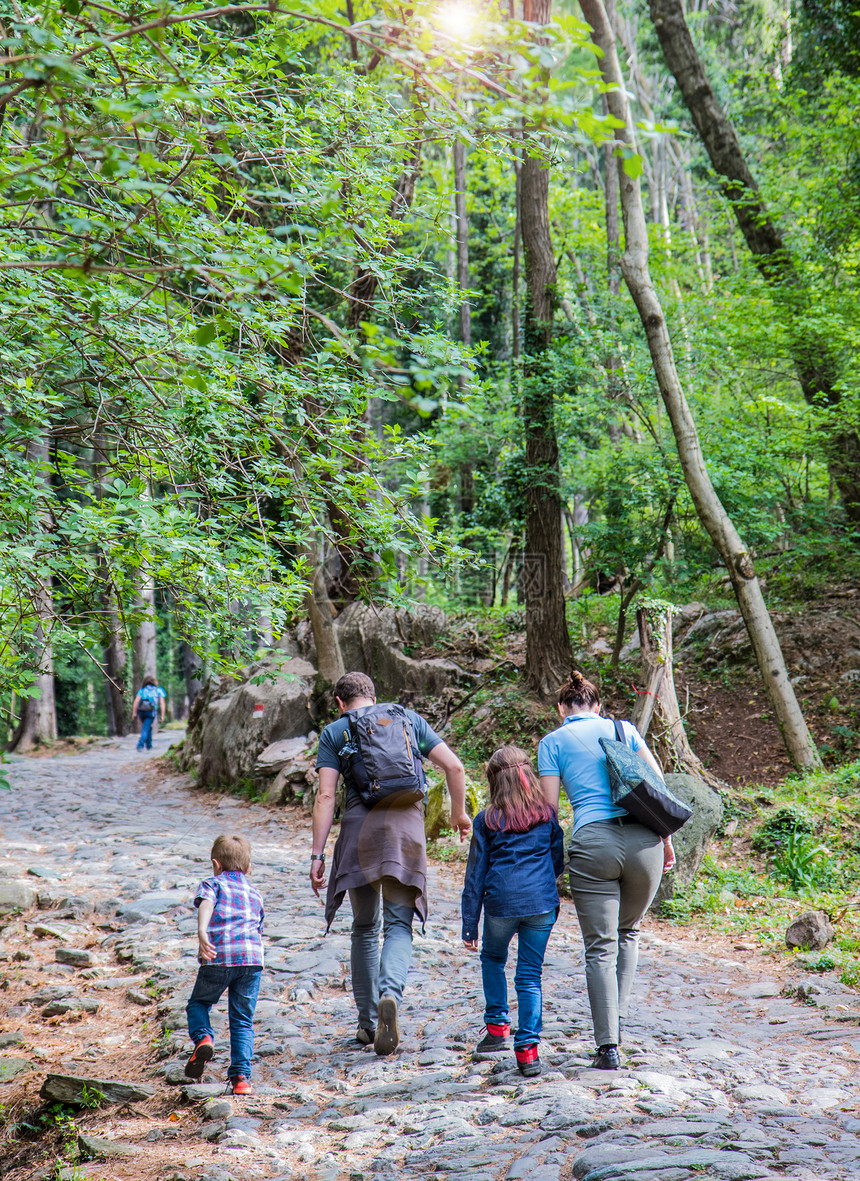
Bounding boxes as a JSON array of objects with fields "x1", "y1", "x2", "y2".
[
  {"x1": 211, "y1": 834, "x2": 251, "y2": 873},
  {"x1": 334, "y1": 671, "x2": 376, "y2": 706}
]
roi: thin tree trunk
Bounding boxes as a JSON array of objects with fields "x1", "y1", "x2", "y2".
[
  {"x1": 9, "y1": 436, "x2": 57, "y2": 751},
  {"x1": 520, "y1": 0, "x2": 573, "y2": 699},
  {"x1": 304, "y1": 539, "x2": 345, "y2": 687},
  {"x1": 648, "y1": 0, "x2": 860, "y2": 521},
  {"x1": 631, "y1": 605, "x2": 720, "y2": 785},
  {"x1": 183, "y1": 642, "x2": 204, "y2": 712},
  {"x1": 580, "y1": 0, "x2": 821, "y2": 770},
  {"x1": 132, "y1": 575, "x2": 158, "y2": 692},
  {"x1": 93, "y1": 431, "x2": 127, "y2": 736}
]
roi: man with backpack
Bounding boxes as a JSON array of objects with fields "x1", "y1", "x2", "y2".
[
  {"x1": 132, "y1": 675, "x2": 167, "y2": 751},
  {"x1": 310, "y1": 671, "x2": 470, "y2": 1056}
]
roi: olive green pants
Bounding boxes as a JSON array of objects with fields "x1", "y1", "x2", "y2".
[{"x1": 568, "y1": 820, "x2": 664, "y2": 1048}]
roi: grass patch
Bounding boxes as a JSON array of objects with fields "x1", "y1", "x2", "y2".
[{"x1": 662, "y1": 757, "x2": 860, "y2": 987}]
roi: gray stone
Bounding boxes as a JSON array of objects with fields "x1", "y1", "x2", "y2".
[
  {"x1": 55, "y1": 948, "x2": 94, "y2": 967},
  {"x1": 42, "y1": 998, "x2": 99, "y2": 1017},
  {"x1": 735, "y1": 1084, "x2": 788, "y2": 1104},
  {"x1": 203, "y1": 1097, "x2": 234, "y2": 1119},
  {"x1": 580, "y1": 1150, "x2": 768, "y2": 1180},
  {"x1": 126, "y1": 988, "x2": 152, "y2": 1006},
  {"x1": 0, "y1": 881, "x2": 37, "y2": 912},
  {"x1": 78, "y1": 1133, "x2": 138, "y2": 1158},
  {"x1": 164, "y1": 1062, "x2": 188, "y2": 1085},
  {"x1": 0, "y1": 1057, "x2": 32, "y2": 1082},
  {"x1": 27, "y1": 866, "x2": 61, "y2": 879},
  {"x1": 652, "y1": 775, "x2": 724, "y2": 909},
  {"x1": 40, "y1": 1073, "x2": 155, "y2": 1106},
  {"x1": 183, "y1": 1082, "x2": 226, "y2": 1101},
  {"x1": 786, "y1": 910, "x2": 834, "y2": 950},
  {"x1": 0, "y1": 1033, "x2": 23, "y2": 1048},
  {"x1": 118, "y1": 890, "x2": 187, "y2": 916}
]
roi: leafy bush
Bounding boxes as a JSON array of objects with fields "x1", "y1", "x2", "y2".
[
  {"x1": 752, "y1": 805, "x2": 815, "y2": 853},
  {"x1": 770, "y1": 828, "x2": 829, "y2": 890}
]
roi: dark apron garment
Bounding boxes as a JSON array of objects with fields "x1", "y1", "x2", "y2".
[{"x1": 324, "y1": 793, "x2": 428, "y2": 929}]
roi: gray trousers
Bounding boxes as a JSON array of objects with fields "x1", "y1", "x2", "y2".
[
  {"x1": 568, "y1": 821, "x2": 664, "y2": 1048},
  {"x1": 349, "y1": 876, "x2": 417, "y2": 1031}
]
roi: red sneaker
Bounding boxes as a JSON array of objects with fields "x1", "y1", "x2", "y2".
[
  {"x1": 231, "y1": 1077, "x2": 253, "y2": 1095},
  {"x1": 184, "y1": 1035, "x2": 214, "y2": 1080}
]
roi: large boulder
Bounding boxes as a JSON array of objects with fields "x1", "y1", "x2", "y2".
[
  {"x1": 177, "y1": 655, "x2": 316, "y2": 789},
  {"x1": 299, "y1": 602, "x2": 473, "y2": 701},
  {"x1": 651, "y1": 773, "x2": 724, "y2": 910}
]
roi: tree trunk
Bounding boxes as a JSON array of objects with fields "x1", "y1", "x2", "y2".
[
  {"x1": 92, "y1": 431, "x2": 127, "y2": 737},
  {"x1": 580, "y1": 0, "x2": 821, "y2": 770},
  {"x1": 183, "y1": 642, "x2": 204, "y2": 712},
  {"x1": 103, "y1": 606, "x2": 128, "y2": 737},
  {"x1": 8, "y1": 436, "x2": 58, "y2": 752},
  {"x1": 132, "y1": 576, "x2": 158, "y2": 692},
  {"x1": 648, "y1": 0, "x2": 860, "y2": 522},
  {"x1": 454, "y1": 139, "x2": 471, "y2": 351},
  {"x1": 305, "y1": 539, "x2": 345, "y2": 687},
  {"x1": 520, "y1": 0, "x2": 573, "y2": 699},
  {"x1": 631, "y1": 605, "x2": 720, "y2": 785}
]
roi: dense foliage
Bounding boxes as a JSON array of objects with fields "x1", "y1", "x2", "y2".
[{"x1": 0, "y1": 0, "x2": 857, "y2": 740}]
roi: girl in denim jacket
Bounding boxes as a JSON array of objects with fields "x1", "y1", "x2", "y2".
[{"x1": 461, "y1": 745, "x2": 564, "y2": 1077}]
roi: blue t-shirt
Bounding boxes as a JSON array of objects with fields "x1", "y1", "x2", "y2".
[
  {"x1": 316, "y1": 704, "x2": 442, "y2": 781},
  {"x1": 537, "y1": 713, "x2": 649, "y2": 835}
]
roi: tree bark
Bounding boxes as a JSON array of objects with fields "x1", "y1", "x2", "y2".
[
  {"x1": 8, "y1": 436, "x2": 58, "y2": 751},
  {"x1": 304, "y1": 539, "x2": 345, "y2": 687},
  {"x1": 648, "y1": 0, "x2": 860, "y2": 521},
  {"x1": 92, "y1": 431, "x2": 127, "y2": 737},
  {"x1": 183, "y1": 641, "x2": 204, "y2": 712},
  {"x1": 580, "y1": 0, "x2": 821, "y2": 770},
  {"x1": 520, "y1": 0, "x2": 573, "y2": 698},
  {"x1": 631, "y1": 605, "x2": 721, "y2": 785},
  {"x1": 132, "y1": 575, "x2": 158, "y2": 692}
]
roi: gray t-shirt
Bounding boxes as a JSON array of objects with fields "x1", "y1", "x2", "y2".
[{"x1": 316, "y1": 705, "x2": 442, "y2": 794}]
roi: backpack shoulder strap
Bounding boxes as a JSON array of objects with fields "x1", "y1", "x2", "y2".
[{"x1": 612, "y1": 718, "x2": 627, "y2": 745}]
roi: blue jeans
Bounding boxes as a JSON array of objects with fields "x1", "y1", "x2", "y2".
[
  {"x1": 349, "y1": 877, "x2": 417, "y2": 1030},
  {"x1": 481, "y1": 910, "x2": 557, "y2": 1049},
  {"x1": 137, "y1": 712, "x2": 155, "y2": 750},
  {"x1": 186, "y1": 964, "x2": 262, "y2": 1080}
]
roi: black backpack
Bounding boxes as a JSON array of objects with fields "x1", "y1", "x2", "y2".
[{"x1": 342, "y1": 704, "x2": 427, "y2": 808}]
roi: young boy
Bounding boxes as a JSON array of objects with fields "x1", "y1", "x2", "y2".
[{"x1": 184, "y1": 834, "x2": 264, "y2": 1095}]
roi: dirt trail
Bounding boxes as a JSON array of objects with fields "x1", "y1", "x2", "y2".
[{"x1": 1, "y1": 735, "x2": 859, "y2": 1181}]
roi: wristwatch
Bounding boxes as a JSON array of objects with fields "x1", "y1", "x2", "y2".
[{"x1": 310, "y1": 853, "x2": 325, "y2": 863}]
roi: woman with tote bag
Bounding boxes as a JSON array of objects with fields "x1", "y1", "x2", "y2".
[{"x1": 538, "y1": 671, "x2": 675, "y2": 1070}]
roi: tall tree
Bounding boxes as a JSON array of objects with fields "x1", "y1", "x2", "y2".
[
  {"x1": 520, "y1": 0, "x2": 573, "y2": 697},
  {"x1": 647, "y1": 0, "x2": 860, "y2": 522},
  {"x1": 579, "y1": 0, "x2": 821, "y2": 770},
  {"x1": 9, "y1": 436, "x2": 57, "y2": 751}
]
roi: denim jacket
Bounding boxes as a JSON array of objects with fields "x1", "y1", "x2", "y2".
[{"x1": 461, "y1": 811, "x2": 565, "y2": 941}]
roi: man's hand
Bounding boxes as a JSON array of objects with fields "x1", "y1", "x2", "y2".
[
  {"x1": 310, "y1": 860, "x2": 327, "y2": 897},
  {"x1": 451, "y1": 811, "x2": 472, "y2": 842},
  {"x1": 463, "y1": 939, "x2": 478, "y2": 952},
  {"x1": 428, "y1": 742, "x2": 470, "y2": 841}
]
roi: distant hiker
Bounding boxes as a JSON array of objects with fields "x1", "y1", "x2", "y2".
[
  {"x1": 132, "y1": 675, "x2": 166, "y2": 751},
  {"x1": 310, "y1": 671, "x2": 470, "y2": 1056},
  {"x1": 184, "y1": 834, "x2": 264, "y2": 1095},
  {"x1": 538, "y1": 670, "x2": 675, "y2": 1070},
  {"x1": 461, "y1": 746, "x2": 564, "y2": 1079}
]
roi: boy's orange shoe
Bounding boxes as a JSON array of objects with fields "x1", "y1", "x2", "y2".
[
  {"x1": 184, "y1": 1035, "x2": 214, "y2": 1079},
  {"x1": 231, "y1": 1077, "x2": 253, "y2": 1095}
]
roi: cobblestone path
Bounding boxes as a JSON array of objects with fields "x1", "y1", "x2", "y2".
[{"x1": 2, "y1": 736, "x2": 860, "y2": 1181}]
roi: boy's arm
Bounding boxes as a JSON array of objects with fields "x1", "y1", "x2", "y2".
[{"x1": 196, "y1": 897, "x2": 216, "y2": 961}]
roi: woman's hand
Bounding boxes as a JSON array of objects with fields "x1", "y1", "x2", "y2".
[
  {"x1": 463, "y1": 939, "x2": 478, "y2": 951},
  {"x1": 662, "y1": 837, "x2": 676, "y2": 874}
]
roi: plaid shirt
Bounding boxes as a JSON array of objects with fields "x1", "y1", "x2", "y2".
[{"x1": 194, "y1": 872, "x2": 265, "y2": 966}]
